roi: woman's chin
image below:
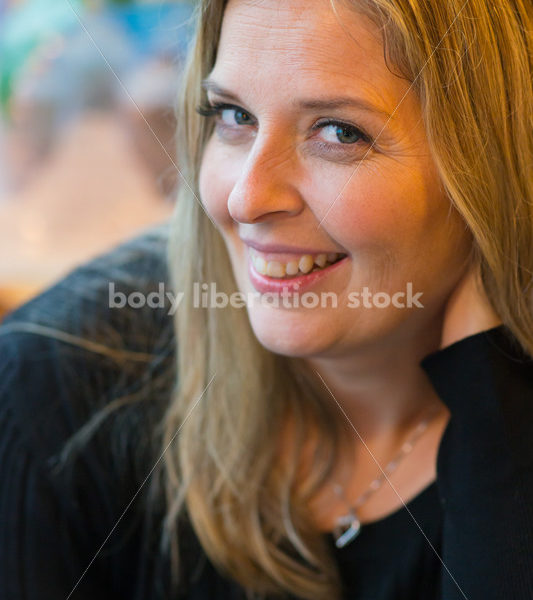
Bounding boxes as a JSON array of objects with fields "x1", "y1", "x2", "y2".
[{"x1": 246, "y1": 308, "x2": 339, "y2": 358}]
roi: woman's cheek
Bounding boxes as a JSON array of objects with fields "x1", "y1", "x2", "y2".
[{"x1": 316, "y1": 181, "x2": 401, "y2": 252}]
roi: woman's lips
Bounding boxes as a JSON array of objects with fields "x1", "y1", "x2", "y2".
[{"x1": 248, "y1": 254, "x2": 349, "y2": 294}]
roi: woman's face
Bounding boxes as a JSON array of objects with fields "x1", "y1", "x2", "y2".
[{"x1": 198, "y1": 0, "x2": 471, "y2": 358}]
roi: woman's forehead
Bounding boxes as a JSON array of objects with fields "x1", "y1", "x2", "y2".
[
  {"x1": 218, "y1": 0, "x2": 382, "y2": 66},
  {"x1": 210, "y1": 0, "x2": 408, "y2": 121}
]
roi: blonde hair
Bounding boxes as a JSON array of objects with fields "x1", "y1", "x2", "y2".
[
  {"x1": 2, "y1": 1, "x2": 530, "y2": 599},
  {"x1": 163, "y1": 0, "x2": 533, "y2": 598}
]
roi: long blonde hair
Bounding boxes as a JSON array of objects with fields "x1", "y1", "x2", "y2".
[
  {"x1": 1, "y1": 1, "x2": 529, "y2": 599},
  {"x1": 162, "y1": 0, "x2": 533, "y2": 598}
]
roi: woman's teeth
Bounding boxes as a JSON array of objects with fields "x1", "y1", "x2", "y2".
[{"x1": 251, "y1": 251, "x2": 344, "y2": 279}]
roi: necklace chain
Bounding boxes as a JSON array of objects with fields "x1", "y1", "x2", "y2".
[{"x1": 332, "y1": 405, "x2": 440, "y2": 548}]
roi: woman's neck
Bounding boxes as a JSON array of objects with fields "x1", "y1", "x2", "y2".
[{"x1": 301, "y1": 320, "x2": 444, "y2": 438}]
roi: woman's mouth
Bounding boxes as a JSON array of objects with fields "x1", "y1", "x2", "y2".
[
  {"x1": 249, "y1": 248, "x2": 347, "y2": 279},
  {"x1": 247, "y1": 247, "x2": 349, "y2": 295}
]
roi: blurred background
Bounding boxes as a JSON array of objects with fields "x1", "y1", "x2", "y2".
[{"x1": 0, "y1": 0, "x2": 195, "y2": 320}]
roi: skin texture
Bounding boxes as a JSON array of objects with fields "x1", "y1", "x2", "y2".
[
  {"x1": 439, "y1": 262, "x2": 502, "y2": 349},
  {"x1": 198, "y1": 0, "x2": 502, "y2": 523}
]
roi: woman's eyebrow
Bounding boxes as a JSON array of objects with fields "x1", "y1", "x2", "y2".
[{"x1": 201, "y1": 78, "x2": 394, "y2": 121}]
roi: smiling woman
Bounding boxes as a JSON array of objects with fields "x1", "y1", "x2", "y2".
[
  {"x1": 0, "y1": 0, "x2": 532, "y2": 599},
  {"x1": 166, "y1": 0, "x2": 533, "y2": 597}
]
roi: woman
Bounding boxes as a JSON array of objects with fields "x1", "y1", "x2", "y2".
[{"x1": 1, "y1": 0, "x2": 532, "y2": 598}]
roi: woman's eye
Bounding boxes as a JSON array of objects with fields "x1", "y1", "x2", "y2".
[
  {"x1": 196, "y1": 102, "x2": 254, "y2": 127},
  {"x1": 313, "y1": 121, "x2": 370, "y2": 146},
  {"x1": 223, "y1": 107, "x2": 252, "y2": 126}
]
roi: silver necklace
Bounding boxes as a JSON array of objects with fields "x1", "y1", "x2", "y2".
[{"x1": 332, "y1": 406, "x2": 440, "y2": 549}]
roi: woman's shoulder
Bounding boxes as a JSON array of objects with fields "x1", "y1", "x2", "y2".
[
  {"x1": 420, "y1": 324, "x2": 533, "y2": 407},
  {"x1": 420, "y1": 324, "x2": 533, "y2": 462},
  {"x1": 0, "y1": 221, "x2": 176, "y2": 469},
  {"x1": 0, "y1": 222, "x2": 246, "y2": 599},
  {"x1": 0, "y1": 222, "x2": 188, "y2": 598}
]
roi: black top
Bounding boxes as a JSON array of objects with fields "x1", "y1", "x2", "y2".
[{"x1": 1, "y1": 222, "x2": 532, "y2": 600}]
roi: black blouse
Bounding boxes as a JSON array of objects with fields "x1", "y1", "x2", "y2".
[{"x1": 1, "y1": 223, "x2": 532, "y2": 599}]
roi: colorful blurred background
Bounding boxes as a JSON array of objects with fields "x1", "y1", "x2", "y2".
[{"x1": 0, "y1": 0, "x2": 195, "y2": 320}]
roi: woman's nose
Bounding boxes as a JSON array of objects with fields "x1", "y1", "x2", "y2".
[{"x1": 227, "y1": 135, "x2": 305, "y2": 224}]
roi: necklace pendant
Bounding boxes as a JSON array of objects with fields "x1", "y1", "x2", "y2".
[{"x1": 333, "y1": 511, "x2": 361, "y2": 548}]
